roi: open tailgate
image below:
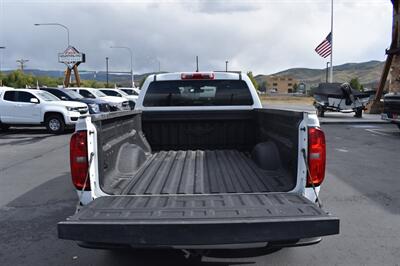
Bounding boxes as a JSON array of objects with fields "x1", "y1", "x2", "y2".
[{"x1": 58, "y1": 193, "x2": 339, "y2": 247}]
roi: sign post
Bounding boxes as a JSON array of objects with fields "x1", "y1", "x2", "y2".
[{"x1": 58, "y1": 46, "x2": 85, "y2": 87}]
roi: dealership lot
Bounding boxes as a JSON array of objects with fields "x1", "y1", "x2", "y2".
[{"x1": 0, "y1": 124, "x2": 399, "y2": 266}]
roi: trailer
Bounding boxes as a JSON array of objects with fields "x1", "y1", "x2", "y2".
[{"x1": 313, "y1": 83, "x2": 370, "y2": 118}]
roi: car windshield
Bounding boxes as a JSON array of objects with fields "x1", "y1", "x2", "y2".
[
  {"x1": 116, "y1": 89, "x2": 129, "y2": 96},
  {"x1": 143, "y1": 80, "x2": 253, "y2": 107},
  {"x1": 91, "y1": 89, "x2": 107, "y2": 97},
  {"x1": 36, "y1": 91, "x2": 61, "y2": 101},
  {"x1": 121, "y1": 89, "x2": 139, "y2": 96},
  {"x1": 64, "y1": 90, "x2": 83, "y2": 99},
  {"x1": 121, "y1": 89, "x2": 134, "y2": 95}
]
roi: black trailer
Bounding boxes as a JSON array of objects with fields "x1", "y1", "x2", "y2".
[{"x1": 313, "y1": 83, "x2": 370, "y2": 117}]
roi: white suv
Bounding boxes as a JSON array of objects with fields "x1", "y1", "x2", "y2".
[
  {"x1": 70, "y1": 87, "x2": 130, "y2": 111},
  {"x1": 99, "y1": 88, "x2": 138, "y2": 109},
  {"x1": 0, "y1": 88, "x2": 88, "y2": 134}
]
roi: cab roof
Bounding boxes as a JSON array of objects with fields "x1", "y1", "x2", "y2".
[{"x1": 151, "y1": 71, "x2": 243, "y2": 81}]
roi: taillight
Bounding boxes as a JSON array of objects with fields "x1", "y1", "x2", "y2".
[
  {"x1": 181, "y1": 72, "x2": 215, "y2": 80},
  {"x1": 70, "y1": 130, "x2": 90, "y2": 190},
  {"x1": 307, "y1": 127, "x2": 326, "y2": 187}
]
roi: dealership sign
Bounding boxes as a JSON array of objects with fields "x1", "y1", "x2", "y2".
[{"x1": 58, "y1": 46, "x2": 85, "y2": 69}]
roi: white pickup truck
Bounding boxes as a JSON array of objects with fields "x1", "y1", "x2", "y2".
[
  {"x1": 58, "y1": 72, "x2": 339, "y2": 255},
  {"x1": 0, "y1": 88, "x2": 88, "y2": 133}
]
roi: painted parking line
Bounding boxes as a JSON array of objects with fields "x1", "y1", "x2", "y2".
[
  {"x1": 365, "y1": 128, "x2": 397, "y2": 137},
  {"x1": 351, "y1": 124, "x2": 380, "y2": 128}
]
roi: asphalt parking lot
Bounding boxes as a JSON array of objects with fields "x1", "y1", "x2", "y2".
[{"x1": 0, "y1": 123, "x2": 399, "y2": 266}]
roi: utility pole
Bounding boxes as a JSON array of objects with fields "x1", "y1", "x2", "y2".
[
  {"x1": 329, "y1": 0, "x2": 334, "y2": 83},
  {"x1": 0, "y1": 46, "x2": 5, "y2": 86},
  {"x1": 34, "y1": 22, "x2": 84, "y2": 87},
  {"x1": 110, "y1": 46, "x2": 134, "y2": 88},
  {"x1": 34, "y1": 23, "x2": 70, "y2": 47},
  {"x1": 326, "y1": 62, "x2": 330, "y2": 83},
  {"x1": 196, "y1": 56, "x2": 199, "y2": 72},
  {"x1": 16, "y1": 59, "x2": 29, "y2": 72},
  {"x1": 106, "y1": 57, "x2": 109, "y2": 87},
  {"x1": 225, "y1": 60, "x2": 228, "y2": 72}
]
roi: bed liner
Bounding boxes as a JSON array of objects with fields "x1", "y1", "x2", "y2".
[{"x1": 121, "y1": 149, "x2": 293, "y2": 195}]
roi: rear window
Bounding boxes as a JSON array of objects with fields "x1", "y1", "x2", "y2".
[
  {"x1": 101, "y1": 90, "x2": 120, "y2": 97},
  {"x1": 143, "y1": 80, "x2": 253, "y2": 107}
]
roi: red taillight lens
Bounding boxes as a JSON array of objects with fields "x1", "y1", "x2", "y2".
[
  {"x1": 70, "y1": 130, "x2": 90, "y2": 190},
  {"x1": 307, "y1": 127, "x2": 326, "y2": 187},
  {"x1": 181, "y1": 72, "x2": 215, "y2": 80}
]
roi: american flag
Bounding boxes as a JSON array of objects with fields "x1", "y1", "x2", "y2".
[{"x1": 315, "y1": 33, "x2": 332, "y2": 58}]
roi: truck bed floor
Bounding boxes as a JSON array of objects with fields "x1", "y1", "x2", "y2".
[{"x1": 122, "y1": 150, "x2": 292, "y2": 195}]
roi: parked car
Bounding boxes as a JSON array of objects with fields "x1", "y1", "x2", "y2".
[
  {"x1": 119, "y1": 87, "x2": 140, "y2": 96},
  {"x1": 58, "y1": 72, "x2": 339, "y2": 256},
  {"x1": 381, "y1": 92, "x2": 400, "y2": 129},
  {"x1": 0, "y1": 88, "x2": 88, "y2": 133},
  {"x1": 99, "y1": 88, "x2": 137, "y2": 109},
  {"x1": 39, "y1": 87, "x2": 111, "y2": 114},
  {"x1": 69, "y1": 87, "x2": 130, "y2": 111},
  {"x1": 313, "y1": 83, "x2": 370, "y2": 117}
]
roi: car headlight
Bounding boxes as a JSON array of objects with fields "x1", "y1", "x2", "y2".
[
  {"x1": 88, "y1": 103, "x2": 100, "y2": 113},
  {"x1": 66, "y1": 106, "x2": 75, "y2": 112}
]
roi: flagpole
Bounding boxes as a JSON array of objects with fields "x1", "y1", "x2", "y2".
[{"x1": 329, "y1": 0, "x2": 334, "y2": 83}]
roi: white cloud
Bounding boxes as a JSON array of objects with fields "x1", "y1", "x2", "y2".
[{"x1": 0, "y1": 0, "x2": 392, "y2": 75}]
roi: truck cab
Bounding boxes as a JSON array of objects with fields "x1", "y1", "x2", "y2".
[{"x1": 382, "y1": 92, "x2": 400, "y2": 129}]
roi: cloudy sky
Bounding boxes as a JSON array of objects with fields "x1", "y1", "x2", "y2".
[{"x1": 0, "y1": 0, "x2": 393, "y2": 75}]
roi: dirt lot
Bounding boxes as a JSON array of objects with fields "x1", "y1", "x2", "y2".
[{"x1": 259, "y1": 95, "x2": 314, "y2": 106}]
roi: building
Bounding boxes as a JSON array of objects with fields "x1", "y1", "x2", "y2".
[{"x1": 260, "y1": 75, "x2": 299, "y2": 94}]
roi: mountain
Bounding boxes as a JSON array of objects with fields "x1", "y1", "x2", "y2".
[
  {"x1": 3, "y1": 60, "x2": 385, "y2": 88},
  {"x1": 255, "y1": 60, "x2": 384, "y2": 88}
]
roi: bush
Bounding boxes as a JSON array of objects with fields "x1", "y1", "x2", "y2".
[{"x1": 0, "y1": 70, "x2": 106, "y2": 88}]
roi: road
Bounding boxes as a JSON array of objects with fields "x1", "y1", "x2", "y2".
[{"x1": 0, "y1": 124, "x2": 399, "y2": 265}]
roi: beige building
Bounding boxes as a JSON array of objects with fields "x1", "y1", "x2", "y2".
[{"x1": 262, "y1": 75, "x2": 299, "y2": 93}]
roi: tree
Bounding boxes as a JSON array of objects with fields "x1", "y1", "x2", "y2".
[
  {"x1": 259, "y1": 81, "x2": 268, "y2": 93},
  {"x1": 138, "y1": 75, "x2": 149, "y2": 89},
  {"x1": 293, "y1": 83, "x2": 298, "y2": 92},
  {"x1": 1, "y1": 70, "x2": 107, "y2": 88},
  {"x1": 349, "y1": 78, "x2": 364, "y2": 92},
  {"x1": 247, "y1": 71, "x2": 259, "y2": 90}
]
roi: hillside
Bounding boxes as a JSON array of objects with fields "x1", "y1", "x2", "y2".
[
  {"x1": 255, "y1": 60, "x2": 384, "y2": 88},
  {"x1": 3, "y1": 60, "x2": 384, "y2": 88}
]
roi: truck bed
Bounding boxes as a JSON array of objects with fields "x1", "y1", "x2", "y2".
[
  {"x1": 122, "y1": 150, "x2": 292, "y2": 195},
  {"x1": 96, "y1": 110, "x2": 302, "y2": 195}
]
